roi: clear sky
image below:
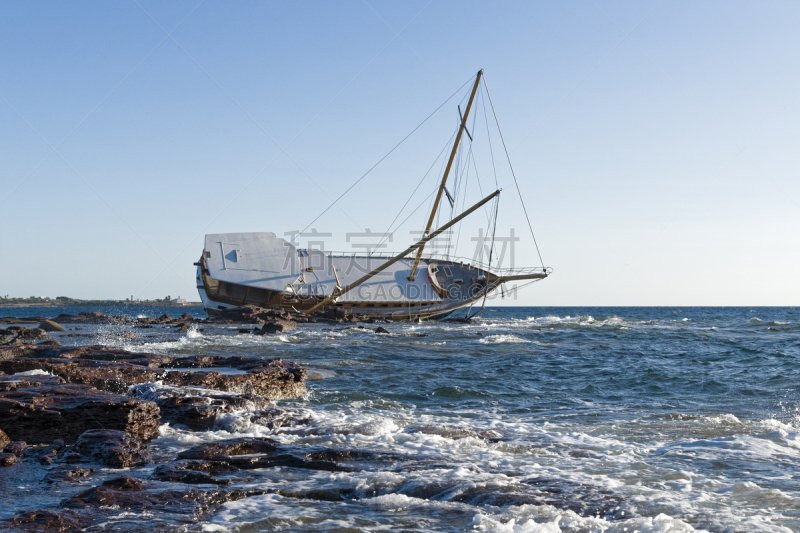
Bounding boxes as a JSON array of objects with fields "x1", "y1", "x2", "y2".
[{"x1": 2, "y1": 1, "x2": 799, "y2": 305}]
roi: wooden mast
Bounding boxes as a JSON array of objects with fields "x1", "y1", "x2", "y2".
[{"x1": 407, "y1": 69, "x2": 483, "y2": 281}]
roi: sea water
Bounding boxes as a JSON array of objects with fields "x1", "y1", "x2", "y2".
[{"x1": 2, "y1": 306, "x2": 799, "y2": 532}]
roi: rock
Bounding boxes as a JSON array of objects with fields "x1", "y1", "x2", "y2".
[
  {"x1": 162, "y1": 359, "x2": 306, "y2": 399},
  {"x1": 4, "y1": 441, "x2": 26, "y2": 456},
  {"x1": 38, "y1": 320, "x2": 65, "y2": 332},
  {"x1": 39, "y1": 439, "x2": 64, "y2": 464},
  {"x1": 259, "y1": 319, "x2": 297, "y2": 334},
  {"x1": 375, "y1": 326, "x2": 390, "y2": 334},
  {"x1": 0, "y1": 427, "x2": 9, "y2": 448},
  {"x1": 324, "y1": 307, "x2": 348, "y2": 321},
  {"x1": 0, "y1": 452, "x2": 18, "y2": 466},
  {"x1": 17, "y1": 328, "x2": 49, "y2": 340},
  {"x1": 45, "y1": 465, "x2": 95, "y2": 483},
  {"x1": 177, "y1": 437, "x2": 349, "y2": 472},
  {"x1": 0, "y1": 509, "x2": 83, "y2": 532},
  {"x1": 0, "y1": 346, "x2": 307, "y2": 400},
  {"x1": 130, "y1": 382, "x2": 272, "y2": 430},
  {"x1": 75, "y1": 429, "x2": 149, "y2": 468},
  {"x1": 151, "y1": 463, "x2": 231, "y2": 485},
  {"x1": 37, "y1": 340, "x2": 61, "y2": 346},
  {"x1": 237, "y1": 328, "x2": 251, "y2": 334},
  {"x1": 177, "y1": 323, "x2": 193, "y2": 333},
  {"x1": 59, "y1": 476, "x2": 256, "y2": 529},
  {"x1": 249, "y1": 406, "x2": 314, "y2": 430},
  {"x1": 0, "y1": 376, "x2": 160, "y2": 444},
  {"x1": 6, "y1": 326, "x2": 26, "y2": 334}
]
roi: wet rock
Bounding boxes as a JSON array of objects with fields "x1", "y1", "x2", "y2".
[
  {"x1": 177, "y1": 437, "x2": 350, "y2": 472},
  {"x1": 45, "y1": 465, "x2": 95, "y2": 483},
  {"x1": 162, "y1": 359, "x2": 307, "y2": 399},
  {"x1": 151, "y1": 463, "x2": 231, "y2": 485},
  {"x1": 178, "y1": 437, "x2": 280, "y2": 460},
  {"x1": 6, "y1": 326, "x2": 26, "y2": 334},
  {"x1": 259, "y1": 319, "x2": 297, "y2": 334},
  {"x1": 38, "y1": 320, "x2": 66, "y2": 332},
  {"x1": 0, "y1": 346, "x2": 307, "y2": 400},
  {"x1": 39, "y1": 439, "x2": 65, "y2": 464},
  {"x1": 405, "y1": 424, "x2": 506, "y2": 442},
  {"x1": 17, "y1": 328, "x2": 49, "y2": 340},
  {"x1": 237, "y1": 328, "x2": 252, "y2": 334},
  {"x1": 4, "y1": 440, "x2": 27, "y2": 456},
  {"x1": 250, "y1": 406, "x2": 314, "y2": 429},
  {"x1": 59, "y1": 476, "x2": 255, "y2": 529},
  {"x1": 0, "y1": 509, "x2": 83, "y2": 532},
  {"x1": 37, "y1": 340, "x2": 61, "y2": 346},
  {"x1": 177, "y1": 323, "x2": 193, "y2": 333},
  {"x1": 0, "y1": 376, "x2": 160, "y2": 444},
  {"x1": 0, "y1": 451, "x2": 18, "y2": 466},
  {"x1": 0, "y1": 427, "x2": 9, "y2": 448},
  {"x1": 75, "y1": 429, "x2": 149, "y2": 468},
  {"x1": 375, "y1": 326, "x2": 390, "y2": 334},
  {"x1": 131, "y1": 382, "x2": 272, "y2": 430}
]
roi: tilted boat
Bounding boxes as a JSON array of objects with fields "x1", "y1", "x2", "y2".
[{"x1": 196, "y1": 71, "x2": 551, "y2": 320}]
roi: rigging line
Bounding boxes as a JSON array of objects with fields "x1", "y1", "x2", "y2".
[
  {"x1": 372, "y1": 127, "x2": 458, "y2": 252},
  {"x1": 481, "y1": 88, "x2": 499, "y2": 190},
  {"x1": 452, "y1": 140, "x2": 475, "y2": 258},
  {"x1": 299, "y1": 75, "x2": 475, "y2": 235},
  {"x1": 483, "y1": 76, "x2": 545, "y2": 269}
]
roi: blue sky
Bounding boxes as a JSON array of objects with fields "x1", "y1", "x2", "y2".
[{"x1": 1, "y1": 1, "x2": 799, "y2": 305}]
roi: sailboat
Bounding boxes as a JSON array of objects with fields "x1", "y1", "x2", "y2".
[{"x1": 195, "y1": 71, "x2": 551, "y2": 320}]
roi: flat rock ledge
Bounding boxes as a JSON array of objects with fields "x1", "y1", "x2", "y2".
[
  {"x1": 0, "y1": 375, "x2": 159, "y2": 444},
  {"x1": 0, "y1": 345, "x2": 307, "y2": 442}
]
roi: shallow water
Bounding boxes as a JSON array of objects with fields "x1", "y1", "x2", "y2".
[{"x1": 3, "y1": 306, "x2": 800, "y2": 532}]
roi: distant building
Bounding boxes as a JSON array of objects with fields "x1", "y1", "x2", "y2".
[{"x1": 170, "y1": 297, "x2": 187, "y2": 305}]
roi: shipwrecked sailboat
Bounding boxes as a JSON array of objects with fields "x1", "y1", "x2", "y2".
[{"x1": 196, "y1": 71, "x2": 551, "y2": 320}]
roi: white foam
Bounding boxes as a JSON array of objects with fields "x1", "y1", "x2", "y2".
[{"x1": 12, "y1": 369, "x2": 54, "y2": 376}]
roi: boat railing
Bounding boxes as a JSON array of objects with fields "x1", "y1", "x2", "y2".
[{"x1": 316, "y1": 250, "x2": 551, "y2": 277}]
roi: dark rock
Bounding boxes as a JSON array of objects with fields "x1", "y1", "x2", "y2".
[
  {"x1": 151, "y1": 463, "x2": 231, "y2": 485},
  {"x1": 4, "y1": 441, "x2": 27, "y2": 456},
  {"x1": 17, "y1": 328, "x2": 49, "y2": 340},
  {"x1": 59, "y1": 476, "x2": 253, "y2": 528},
  {"x1": 178, "y1": 437, "x2": 280, "y2": 460},
  {"x1": 0, "y1": 376, "x2": 160, "y2": 444},
  {"x1": 37, "y1": 340, "x2": 61, "y2": 346},
  {"x1": 0, "y1": 346, "x2": 307, "y2": 399},
  {"x1": 39, "y1": 439, "x2": 64, "y2": 464},
  {"x1": 177, "y1": 323, "x2": 193, "y2": 333},
  {"x1": 6, "y1": 326, "x2": 26, "y2": 334},
  {"x1": 259, "y1": 319, "x2": 297, "y2": 334},
  {"x1": 177, "y1": 437, "x2": 348, "y2": 472},
  {"x1": 237, "y1": 328, "x2": 251, "y2": 334},
  {"x1": 375, "y1": 326, "x2": 390, "y2": 334},
  {"x1": 45, "y1": 465, "x2": 95, "y2": 483},
  {"x1": 250, "y1": 406, "x2": 314, "y2": 429},
  {"x1": 0, "y1": 451, "x2": 18, "y2": 466},
  {"x1": 0, "y1": 509, "x2": 83, "y2": 532},
  {"x1": 131, "y1": 382, "x2": 271, "y2": 430},
  {"x1": 75, "y1": 429, "x2": 149, "y2": 468},
  {"x1": 38, "y1": 320, "x2": 66, "y2": 332},
  {"x1": 324, "y1": 307, "x2": 348, "y2": 321},
  {"x1": 161, "y1": 359, "x2": 307, "y2": 399}
]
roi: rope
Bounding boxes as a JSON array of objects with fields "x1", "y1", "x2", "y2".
[
  {"x1": 300, "y1": 75, "x2": 476, "y2": 235},
  {"x1": 483, "y1": 77, "x2": 545, "y2": 269},
  {"x1": 372, "y1": 127, "x2": 457, "y2": 253}
]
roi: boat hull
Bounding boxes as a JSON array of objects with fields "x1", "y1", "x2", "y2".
[{"x1": 195, "y1": 253, "x2": 502, "y2": 321}]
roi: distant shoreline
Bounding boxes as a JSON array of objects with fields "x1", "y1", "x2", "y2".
[{"x1": 0, "y1": 302, "x2": 204, "y2": 308}]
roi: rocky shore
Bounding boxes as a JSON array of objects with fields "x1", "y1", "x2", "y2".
[{"x1": 0, "y1": 307, "x2": 336, "y2": 531}]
